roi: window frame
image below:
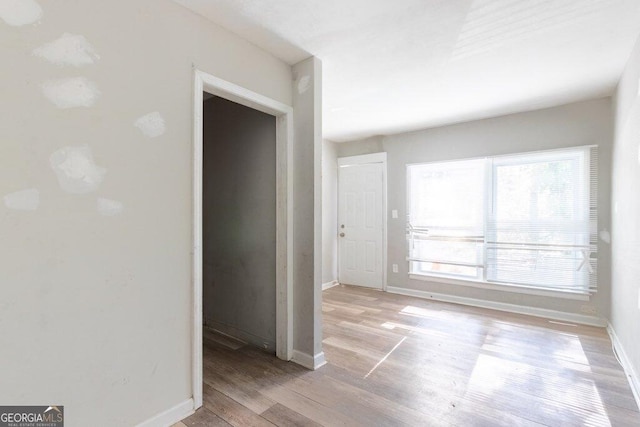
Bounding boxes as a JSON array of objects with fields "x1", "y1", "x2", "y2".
[
  {"x1": 406, "y1": 145, "x2": 597, "y2": 297},
  {"x1": 406, "y1": 157, "x2": 486, "y2": 281}
]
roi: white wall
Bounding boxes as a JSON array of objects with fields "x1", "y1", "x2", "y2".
[
  {"x1": 322, "y1": 139, "x2": 338, "y2": 285},
  {"x1": 335, "y1": 99, "x2": 613, "y2": 322},
  {"x1": 0, "y1": 1, "x2": 292, "y2": 425},
  {"x1": 611, "y1": 33, "x2": 640, "y2": 396},
  {"x1": 291, "y1": 57, "x2": 325, "y2": 366}
]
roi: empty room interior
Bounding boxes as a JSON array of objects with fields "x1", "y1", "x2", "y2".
[
  {"x1": 2, "y1": 1, "x2": 640, "y2": 426},
  {"x1": 202, "y1": 93, "x2": 278, "y2": 354}
]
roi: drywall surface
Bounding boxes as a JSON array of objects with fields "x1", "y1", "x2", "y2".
[
  {"x1": 611, "y1": 34, "x2": 640, "y2": 392},
  {"x1": 0, "y1": 0, "x2": 292, "y2": 425},
  {"x1": 336, "y1": 99, "x2": 613, "y2": 320},
  {"x1": 202, "y1": 96, "x2": 276, "y2": 351},
  {"x1": 292, "y1": 57, "x2": 324, "y2": 360},
  {"x1": 322, "y1": 139, "x2": 338, "y2": 285}
]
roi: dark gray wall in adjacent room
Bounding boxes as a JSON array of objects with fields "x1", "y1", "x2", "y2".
[{"x1": 203, "y1": 95, "x2": 276, "y2": 351}]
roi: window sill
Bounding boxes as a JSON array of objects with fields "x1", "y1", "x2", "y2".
[{"x1": 408, "y1": 273, "x2": 591, "y2": 301}]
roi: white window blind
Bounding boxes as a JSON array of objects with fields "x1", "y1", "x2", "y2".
[
  {"x1": 407, "y1": 146, "x2": 598, "y2": 293},
  {"x1": 407, "y1": 158, "x2": 485, "y2": 280}
]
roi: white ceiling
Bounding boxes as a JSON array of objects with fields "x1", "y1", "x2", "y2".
[{"x1": 175, "y1": 0, "x2": 640, "y2": 142}]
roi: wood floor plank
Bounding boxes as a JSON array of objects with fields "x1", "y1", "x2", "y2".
[
  {"x1": 203, "y1": 363, "x2": 277, "y2": 414},
  {"x1": 182, "y1": 408, "x2": 231, "y2": 427},
  {"x1": 182, "y1": 284, "x2": 640, "y2": 427},
  {"x1": 291, "y1": 371, "x2": 443, "y2": 426},
  {"x1": 260, "y1": 383, "x2": 365, "y2": 426},
  {"x1": 202, "y1": 384, "x2": 276, "y2": 427},
  {"x1": 260, "y1": 403, "x2": 322, "y2": 427},
  {"x1": 203, "y1": 326, "x2": 245, "y2": 350}
]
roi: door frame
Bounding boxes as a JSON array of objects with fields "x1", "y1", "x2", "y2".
[
  {"x1": 192, "y1": 69, "x2": 294, "y2": 409},
  {"x1": 337, "y1": 152, "x2": 388, "y2": 291}
]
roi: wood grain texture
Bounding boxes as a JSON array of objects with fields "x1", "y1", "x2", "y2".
[{"x1": 184, "y1": 284, "x2": 640, "y2": 426}]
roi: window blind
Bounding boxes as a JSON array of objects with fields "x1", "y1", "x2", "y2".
[
  {"x1": 485, "y1": 146, "x2": 597, "y2": 292},
  {"x1": 407, "y1": 146, "x2": 598, "y2": 293},
  {"x1": 407, "y1": 159, "x2": 485, "y2": 280}
]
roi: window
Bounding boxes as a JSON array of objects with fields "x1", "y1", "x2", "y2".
[
  {"x1": 407, "y1": 159, "x2": 485, "y2": 280},
  {"x1": 407, "y1": 146, "x2": 598, "y2": 293}
]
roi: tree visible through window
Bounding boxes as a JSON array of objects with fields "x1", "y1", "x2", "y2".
[{"x1": 407, "y1": 146, "x2": 598, "y2": 293}]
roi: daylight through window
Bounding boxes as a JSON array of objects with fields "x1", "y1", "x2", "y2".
[{"x1": 407, "y1": 146, "x2": 598, "y2": 293}]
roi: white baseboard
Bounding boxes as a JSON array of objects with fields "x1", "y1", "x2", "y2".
[
  {"x1": 607, "y1": 323, "x2": 640, "y2": 409},
  {"x1": 322, "y1": 280, "x2": 339, "y2": 290},
  {"x1": 386, "y1": 286, "x2": 606, "y2": 327},
  {"x1": 313, "y1": 351, "x2": 327, "y2": 369},
  {"x1": 136, "y1": 398, "x2": 194, "y2": 427},
  {"x1": 291, "y1": 350, "x2": 327, "y2": 370}
]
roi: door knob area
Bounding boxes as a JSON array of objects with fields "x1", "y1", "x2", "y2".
[{"x1": 339, "y1": 232, "x2": 345, "y2": 237}]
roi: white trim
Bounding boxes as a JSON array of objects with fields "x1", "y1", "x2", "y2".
[
  {"x1": 314, "y1": 351, "x2": 327, "y2": 369},
  {"x1": 197, "y1": 71, "x2": 293, "y2": 117},
  {"x1": 408, "y1": 274, "x2": 590, "y2": 301},
  {"x1": 386, "y1": 286, "x2": 606, "y2": 327},
  {"x1": 338, "y1": 152, "x2": 387, "y2": 166},
  {"x1": 336, "y1": 152, "x2": 388, "y2": 291},
  {"x1": 607, "y1": 323, "x2": 640, "y2": 409},
  {"x1": 192, "y1": 69, "x2": 294, "y2": 410},
  {"x1": 192, "y1": 70, "x2": 204, "y2": 411},
  {"x1": 322, "y1": 280, "x2": 339, "y2": 290},
  {"x1": 404, "y1": 144, "x2": 598, "y2": 167},
  {"x1": 135, "y1": 398, "x2": 194, "y2": 427},
  {"x1": 382, "y1": 157, "x2": 388, "y2": 291},
  {"x1": 291, "y1": 350, "x2": 327, "y2": 370}
]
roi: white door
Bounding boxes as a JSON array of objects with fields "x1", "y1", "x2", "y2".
[{"x1": 338, "y1": 161, "x2": 384, "y2": 289}]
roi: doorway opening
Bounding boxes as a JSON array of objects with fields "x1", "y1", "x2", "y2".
[
  {"x1": 192, "y1": 70, "x2": 293, "y2": 409},
  {"x1": 202, "y1": 93, "x2": 277, "y2": 348}
]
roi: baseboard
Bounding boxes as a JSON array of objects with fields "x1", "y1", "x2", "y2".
[
  {"x1": 291, "y1": 350, "x2": 327, "y2": 370},
  {"x1": 206, "y1": 320, "x2": 275, "y2": 352},
  {"x1": 313, "y1": 351, "x2": 327, "y2": 369},
  {"x1": 322, "y1": 280, "x2": 339, "y2": 290},
  {"x1": 136, "y1": 398, "x2": 194, "y2": 427},
  {"x1": 386, "y1": 286, "x2": 606, "y2": 327},
  {"x1": 607, "y1": 323, "x2": 640, "y2": 410}
]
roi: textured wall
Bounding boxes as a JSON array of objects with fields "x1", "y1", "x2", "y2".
[{"x1": 0, "y1": 1, "x2": 291, "y2": 425}]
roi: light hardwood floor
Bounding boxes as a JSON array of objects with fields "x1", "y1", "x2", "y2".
[{"x1": 179, "y1": 284, "x2": 640, "y2": 426}]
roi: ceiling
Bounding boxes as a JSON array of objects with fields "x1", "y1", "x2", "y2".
[{"x1": 175, "y1": 0, "x2": 640, "y2": 142}]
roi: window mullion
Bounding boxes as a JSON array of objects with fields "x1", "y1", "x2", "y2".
[{"x1": 406, "y1": 145, "x2": 597, "y2": 294}]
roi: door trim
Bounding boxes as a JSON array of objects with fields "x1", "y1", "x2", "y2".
[
  {"x1": 337, "y1": 152, "x2": 388, "y2": 291},
  {"x1": 192, "y1": 69, "x2": 294, "y2": 409}
]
